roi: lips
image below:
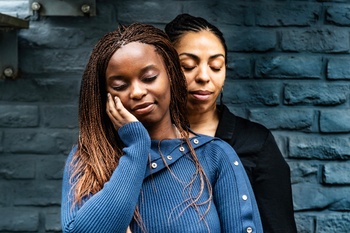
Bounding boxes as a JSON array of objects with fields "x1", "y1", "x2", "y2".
[
  {"x1": 189, "y1": 90, "x2": 212, "y2": 101},
  {"x1": 131, "y1": 102, "x2": 155, "y2": 115}
]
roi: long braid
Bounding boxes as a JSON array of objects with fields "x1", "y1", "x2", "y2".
[{"x1": 71, "y1": 28, "x2": 126, "y2": 205}]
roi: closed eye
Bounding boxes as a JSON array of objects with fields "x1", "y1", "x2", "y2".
[
  {"x1": 182, "y1": 66, "x2": 196, "y2": 71},
  {"x1": 143, "y1": 75, "x2": 157, "y2": 83},
  {"x1": 112, "y1": 84, "x2": 127, "y2": 91},
  {"x1": 210, "y1": 66, "x2": 222, "y2": 71}
]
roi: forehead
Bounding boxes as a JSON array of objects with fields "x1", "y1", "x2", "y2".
[
  {"x1": 108, "y1": 42, "x2": 165, "y2": 71},
  {"x1": 113, "y1": 42, "x2": 158, "y2": 60},
  {"x1": 176, "y1": 30, "x2": 225, "y2": 53}
]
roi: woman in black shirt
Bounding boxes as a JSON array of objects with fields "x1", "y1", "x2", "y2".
[{"x1": 165, "y1": 13, "x2": 297, "y2": 233}]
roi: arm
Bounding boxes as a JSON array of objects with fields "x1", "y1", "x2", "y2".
[
  {"x1": 253, "y1": 132, "x2": 297, "y2": 233},
  {"x1": 61, "y1": 122, "x2": 150, "y2": 233},
  {"x1": 210, "y1": 141, "x2": 263, "y2": 233}
]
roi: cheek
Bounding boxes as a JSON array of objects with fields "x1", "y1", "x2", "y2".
[
  {"x1": 108, "y1": 91, "x2": 132, "y2": 110},
  {"x1": 157, "y1": 82, "x2": 171, "y2": 104},
  {"x1": 117, "y1": 95, "x2": 130, "y2": 108},
  {"x1": 215, "y1": 71, "x2": 226, "y2": 87},
  {"x1": 183, "y1": 73, "x2": 196, "y2": 85}
]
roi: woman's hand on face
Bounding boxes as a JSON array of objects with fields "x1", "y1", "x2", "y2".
[{"x1": 107, "y1": 93, "x2": 138, "y2": 130}]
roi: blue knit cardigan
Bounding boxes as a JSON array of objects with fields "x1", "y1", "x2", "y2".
[{"x1": 61, "y1": 122, "x2": 263, "y2": 233}]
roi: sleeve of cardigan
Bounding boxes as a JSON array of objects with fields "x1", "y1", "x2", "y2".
[
  {"x1": 61, "y1": 122, "x2": 150, "y2": 233},
  {"x1": 210, "y1": 141, "x2": 263, "y2": 233},
  {"x1": 252, "y1": 132, "x2": 297, "y2": 233}
]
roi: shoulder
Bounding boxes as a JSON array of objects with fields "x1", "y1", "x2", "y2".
[
  {"x1": 194, "y1": 134, "x2": 247, "y2": 182},
  {"x1": 196, "y1": 133, "x2": 234, "y2": 149},
  {"x1": 235, "y1": 115, "x2": 270, "y2": 140},
  {"x1": 195, "y1": 134, "x2": 239, "y2": 162},
  {"x1": 66, "y1": 145, "x2": 78, "y2": 163},
  {"x1": 64, "y1": 145, "x2": 78, "y2": 170},
  {"x1": 217, "y1": 105, "x2": 273, "y2": 151}
]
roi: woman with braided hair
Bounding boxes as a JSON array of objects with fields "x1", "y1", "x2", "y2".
[
  {"x1": 61, "y1": 22, "x2": 262, "y2": 233},
  {"x1": 165, "y1": 13, "x2": 297, "y2": 233}
]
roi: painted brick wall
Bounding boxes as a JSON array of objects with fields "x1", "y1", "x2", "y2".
[{"x1": 1, "y1": 0, "x2": 350, "y2": 232}]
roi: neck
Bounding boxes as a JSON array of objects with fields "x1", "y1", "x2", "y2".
[
  {"x1": 187, "y1": 106, "x2": 219, "y2": 137},
  {"x1": 146, "y1": 121, "x2": 178, "y2": 140}
]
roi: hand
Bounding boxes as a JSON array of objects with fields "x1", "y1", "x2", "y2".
[{"x1": 106, "y1": 93, "x2": 138, "y2": 131}]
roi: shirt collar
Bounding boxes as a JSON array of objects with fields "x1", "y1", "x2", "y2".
[{"x1": 215, "y1": 104, "x2": 236, "y2": 140}]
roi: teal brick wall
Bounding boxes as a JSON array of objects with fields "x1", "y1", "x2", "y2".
[{"x1": 1, "y1": 0, "x2": 350, "y2": 232}]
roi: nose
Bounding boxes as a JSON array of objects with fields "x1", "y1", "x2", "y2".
[
  {"x1": 130, "y1": 81, "x2": 147, "y2": 99},
  {"x1": 195, "y1": 64, "x2": 210, "y2": 83}
]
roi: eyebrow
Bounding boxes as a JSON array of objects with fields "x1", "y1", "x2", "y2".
[
  {"x1": 140, "y1": 64, "x2": 158, "y2": 73},
  {"x1": 178, "y1": 52, "x2": 225, "y2": 61}
]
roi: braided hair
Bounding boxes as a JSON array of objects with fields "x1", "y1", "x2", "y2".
[
  {"x1": 164, "y1": 13, "x2": 227, "y2": 64},
  {"x1": 70, "y1": 22, "x2": 212, "y2": 230}
]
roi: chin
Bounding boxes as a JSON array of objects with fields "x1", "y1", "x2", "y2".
[
  {"x1": 188, "y1": 102, "x2": 210, "y2": 110},
  {"x1": 138, "y1": 118, "x2": 158, "y2": 128}
]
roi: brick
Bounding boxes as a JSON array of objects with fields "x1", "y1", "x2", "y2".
[
  {"x1": 326, "y1": 6, "x2": 350, "y2": 26},
  {"x1": 227, "y1": 54, "x2": 251, "y2": 78},
  {"x1": 327, "y1": 57, "x2": 350, "y2": 79},
  {"x1": 183, "y1": 2, "x2": 246, "y2": 26},
  {"x1": 225, "y1": 27, "x2": 276, "y2": 52},
  {"x1": 0, "y1": 105, "x2": 39, "y2": 128},
  {"x1": 0, "y1": 131, "x2": 3, "y2": 152},
  {"x1": 249, "y1": 108, "x2": 314, "y2": 131},
  {"x1": 284, "y1": 83, "x2": 349, "y2": 106},
  {"x1": 281, "y1": 28, "x2": 349, "y2": 53},
  {"x1": 116, "y1": 1, "x2": 182, "y2": 23},
  {"x1": 19, "y1": 26, "x2": 86, "y2": 49},
  {"x1": 225, "y1": 104, "x2": 248, "y2": 119},
  {"x1": 44, "y1": 209, "x2": 61, "y2": 232},
  {"x1": 42, "y1": 105, "x2": 78, "y2": 129},
  {"x1": 223, "y1": 81, "x2": 280, "y2": 106},
  {"x1": 0, "y1": 76, "x2": 80, "y2": 103},
  {"x1": 317, "y1": 214, "x2": 350, "y2": 233},
  {"x1": 0, "y1": 181, "x2": 13, "y2": 206},
  {"x1": 320, "y1": 110, "x2": 350, "y2": 133},
  {"x1": 0, "y1": 207, "x2": 39, "y2": 231},
  {"x1": 294, "y1": 213, "x2": 315, "y2": 233},
  {"x1": 19, "y1": 4, "x2": 118, "y2": 47},
  {"x1": 3, "y1": 130, "x2": 78, "y2": 155},
  {"x1": 19, "y1": 48, "x2": 91, "y2": 73},
  {"x1": 0, "y1": 155, "x2": 36, "y2": 179},
  {"x1": 13, "y1": 180, "x2": 61, "y2": 206},
  {"x1": 329, "y1": 198, "x2": 350, "y2": 211},
  {"x1": 286, "y1": 161, "x2": 318, "y2": 184},
  {"x1": 289, "y1": 135, "x2": 350, "y2": 160},
  {"x1": 322, "y1": 162, "x2": 350, "y2": 184},
  {"x1": 37, "y1": 155, "x2": 67, "y2": 180},
  {"x1": 292, "y1": 183, "x2": 350, "y2": 211},
  {"x1": 255, "y1": 55, "x2": 322, "y2": 78},
  {"x1": 256, "y1": 3, "x2": 320, "y2": 26}
]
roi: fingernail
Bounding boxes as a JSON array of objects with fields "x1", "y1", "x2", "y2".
[{"x1": 107, "y1": 93, "x2": 110, "y2": 98}]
